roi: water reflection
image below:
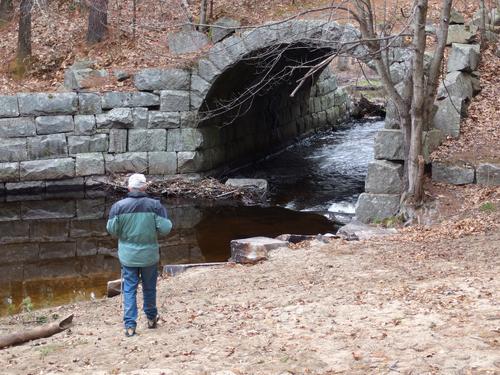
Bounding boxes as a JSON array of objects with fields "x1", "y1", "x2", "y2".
[{"x1": 0, "y1": 194, "x2": 336, "y2": 315}]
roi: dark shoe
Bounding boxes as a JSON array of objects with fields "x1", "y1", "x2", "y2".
[
  {"x1": 125, "y1": 327, "x2": 136, "y2": 337},
  {"x1": 147, "y1": 316, "x2": 158, "y2": 329}
]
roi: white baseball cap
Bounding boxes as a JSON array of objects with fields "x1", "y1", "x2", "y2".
[{"x1": 128, "y1": 173, "x2": 147, "y2": 189}]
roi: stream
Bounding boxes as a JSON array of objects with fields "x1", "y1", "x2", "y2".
[{"x1": 0, "y1": 119, "x2": 383, "y2": 315}]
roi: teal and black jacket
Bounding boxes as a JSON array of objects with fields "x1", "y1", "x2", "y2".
[{"x1": 106, "y1": 192, "x2": 173, "y2": 267}]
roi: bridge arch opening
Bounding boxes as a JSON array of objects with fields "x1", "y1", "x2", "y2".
[{"x1": 194, "y1": 42, "x2": 350, "y2": 174}]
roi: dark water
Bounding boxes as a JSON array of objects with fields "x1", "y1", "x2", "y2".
[
  {"x1": 232, "y1": 119, "x2": 384, "y2": 215},
  {"x1": 0, "y1": 119, "x2": 382, "y2": 315}
]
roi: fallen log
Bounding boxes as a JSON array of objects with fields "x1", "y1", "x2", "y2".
[{"x1": 0, "y1": 314, "x2": 74, "y2": 349}]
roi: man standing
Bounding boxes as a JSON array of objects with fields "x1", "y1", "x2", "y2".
[{"x1": 106, "y1": 174, "x2": 172, "y2": 337}]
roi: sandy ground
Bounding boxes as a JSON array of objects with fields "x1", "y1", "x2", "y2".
[{"x1": 0, "y1": 227, "x2": 498, "y2": 374}]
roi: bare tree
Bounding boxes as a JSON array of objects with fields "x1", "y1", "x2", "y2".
[
  {"x1": 87, "y1": 0, "x2": 108, "y2": 44},
  {"x1": 17, "y1": 0, "x2": 34, "y2": 61},
  {"x1": 335, "y1": 0, "x2": 453, "y2": 204},
  {"x1": 0, "y1": 0, "x2": 13, "y2": 22}
]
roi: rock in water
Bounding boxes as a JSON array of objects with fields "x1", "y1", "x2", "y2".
[{"x1": 230, "y1": 237, "x2": 288, "y2": 264}]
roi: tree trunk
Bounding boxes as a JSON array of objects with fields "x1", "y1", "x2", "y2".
[
  {"x1": 407, "y1": 0, "x2": 428, "y2": 199},
  {"x1": 87, "y1": 0, "x2": 108, "y2": 44},
  {"x1": 180, "y1": 0, "x2": 195, "y2": 30},
  {"x1": 17, "y1": 0, "x2": 33, "y2": 61},
  {"x1": 0, "y1": 0, "x2": 13, "y2": 22},
  {"x1": 199, "y1": 0, "x2": 208, "y2": 31},
  {"x1": 479, "y1": 0, "x2": 487, "y2": 48}
]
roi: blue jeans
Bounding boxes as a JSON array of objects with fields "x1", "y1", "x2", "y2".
[{"x1": 121, "y1": 263, "x2": 158, "y2": 329}]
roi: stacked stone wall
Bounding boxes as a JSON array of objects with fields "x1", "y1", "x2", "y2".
[
  {"x1": 0, "y1": 65, "x2": 350, "y2": 192},
  {"x1": 355, "y1": 11, "x2": 500, "y2": 223}
]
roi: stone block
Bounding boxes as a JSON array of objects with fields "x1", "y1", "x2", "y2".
[
  {"x1": 64, "y1": 62, "x2": 108, "y2": 91},
  {"x1": 422, "y1": 129, "x2": 443, "y2": 162},
  {"x1": 74, "y1": 115, "x2": 96, "y2": 135},
  {"x1": 476, "y1": 163, "x2": 500, "y2": 186},
  {"x1": 197, "y1": 59, "x2": 221, "y2": 83},
  {"x1": 374, "y1": 129, "x2": 404, "y2": 160},
  {"x1": 0, "y1": 221, "x2": 30, "y2": 243},
  {"x1": 449, "y1": 9, "x2": 465, "y2": 24},
  {"x1": 104, "y1": 152, "x2": 148, "y2": 174},
  {"x1": 18, "y1": 93, "x2": 78, "y2": 115},
  {"x1": 21, "y1": 199, "x2": 75, "y2": 219},
  {"x1": 447, "y1": 43, "x2": 480, "y2": 72},
  {"x1": 365, "y1": 160, "x2": 403, "y2": 194},
  {"x1": 23, "y1": 260, "x2": 81, "y2": 279},
  {"x1": 77, "y1": 237, "x2": 116, "y2": 257},
  {"x1": 70, "y1": 219, "x2": 109, "y2": 238},
  {"x1": 96, "y1": 108, "x2": 134, "y2": 129},
  {"x1": 5, "y1": 181, "x2": 45, "y2": 195},
  {"x1": 45, "y1": 177, "x2": 85, "y2": 193},
  {"x1": 225, "y1": 178, "x2": 268, "y2": 191},
  {"x1": 160, "y1": 90, "x2": 190, "y2": 112},
  {"x1": 68, "y1": 134, "x2": 108, "y2": 154},
  {"x1": 0, "y1": 162, "x2": 20, "y2": 182},
  {"x1": 190, "y1": 74, "x2": 210, "y2": 110},
  {"x1": 0, "y1": 138, "x2": 28, "y2": 162},
  {"x1": 168, "y1": 30, "x2": 209, "y2": 54},
  {"x1": 20, "y1": 158, "x2": 75, "y2": 181},
  {"x1": 35, "y1": 115, "x2": 74, "y2": 134},
  {"x1": 433, "y1": 96, "x2": 463, "y2": 138},
  {"x1": 355, "y1": 193, "x2": 401, "y2": 223},
  {"x1": 177, "y1": 151, "x2": 204, "y2": 173},
  {"x1": 79, "y1": 93, "x2": 102, "y2": 114},
  {"x1": 148, "y1": 151, "x2": 177, "y2": 175},
  {"x1": 0, "y1": 202, "x2": 21, "y2": 221},
  {"x1": 166, "y1": 128, "x2": 203, "y2": 151},
  {"x1": 134, "y1": 68, "x2": 190, "y2": 91},
  {"x1": 0, "y1": 117, "x2": 36, "y2": 137},
  {"x1": 0, "y1": 243, "x2": 38, "y2": 262},
  {"x1": 180, "y1": 111, "x2": 199, "y2": 128},
  {"x1": 133, "y1": 107, "x2": 149, "y2": 128},
  {"x1": 102, "y1": 92, "x2": 160, "y2": 109},
  {"x1": 207, "y1": 42, "x2": 234, "y2": 71},
  {"x1": 128, "y1": 129, "x2": 166, "y2": 152},
  {"x1": 148, "y1": 111, "x2": 181, "y2": 129},
  {"x1": 432, "y1": 161, "x2": 475, "y2": 185},
  {"x1": 446, "y1": 24, "x2": 475, "y2": 45},
  {"x1": 220, "y1": 35, "x2": 248, "y2": 60},
  {"x1": 39, "y1": 242, "x2": 76, "y2": 259},
  {"x1": 108, "y1": 129, "x2": 128, "y2": 153},
  {"x1": 0, "y1": 95, "x2": 19, "y2": 118},
  {"x1": 337, "y1": 220, "x2": 397, "y2": 241},
  {"x1": 0, "y1": 263, "x2": 24, "y2": 282},
  {"x1": 27, "y1": 134, "x2": 68, "y2": 159},
  {"x1": 230, "y1": 237, "x2": 288, "y2": 264},
  {"x1": 167, "y1": 206, "x2": 203, "y2": 229},
  {"x1": 384, "y1": 99, "x2": 400, "y2": 129},
  {"x1": 76, "y1": 198, "x2": 106, "y2": 220},
  {"x1": 30, "y1": 221, "x2": 70, "y2": 241},
  {"x1": 84, "y1": 176, "x2": 109, "y2": 197},
  {"x1": 76, "y1": 153, "x2": 105, "y2": 176},
  {"x1": 211, "y1": 17, "x2": 240, "y2": 43}
]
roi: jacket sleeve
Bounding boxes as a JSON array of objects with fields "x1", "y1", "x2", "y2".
[
  {"x1": 106, "y1": 204, "x2": 120, "y2": 237},
  {"x1": 155, "y1": 203, "x2": 173, "y2": 236}
]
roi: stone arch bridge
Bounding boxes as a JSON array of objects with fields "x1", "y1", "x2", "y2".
[{"x1": 0, "y1": 20, "x2": 376, "y2": 192}]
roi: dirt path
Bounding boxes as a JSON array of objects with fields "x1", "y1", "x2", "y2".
[{"x1": 0, "y1": 229, "x2": 498, "y2": 374}]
